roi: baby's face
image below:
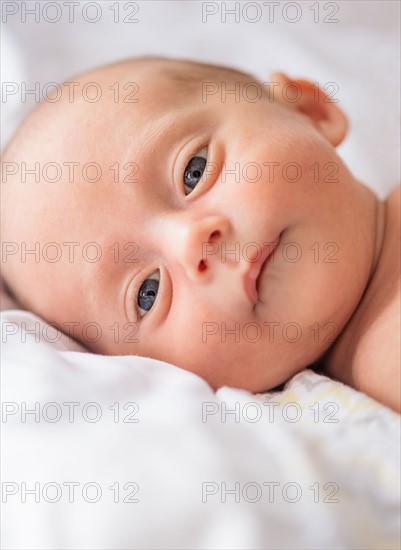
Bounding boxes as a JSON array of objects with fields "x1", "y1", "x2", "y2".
[{"x1": 2, "y1": 59, "x2": 373, "y2": 391}]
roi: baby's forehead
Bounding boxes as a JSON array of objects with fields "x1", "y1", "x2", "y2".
[
  {"x1": 89, "y1": 57, "x2": 253, "y2": 109},
  {"x1": 55, "y1": 59, "x2": 250, "y2": 154},
  {"x1": 9, "y1": 58, "x2": 251, "y2": 153}
]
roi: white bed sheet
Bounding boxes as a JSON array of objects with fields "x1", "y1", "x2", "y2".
[
  {"x1": 1, "y1": 1, "x2": 400, "y2": 548},
  {"x1": 1, "y1": 309, "x2": 400, "y2": 549}
]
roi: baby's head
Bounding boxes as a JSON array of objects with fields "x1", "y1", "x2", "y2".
[{"x1": 1, "y1": 56, "x2": 377, "y2": 391}]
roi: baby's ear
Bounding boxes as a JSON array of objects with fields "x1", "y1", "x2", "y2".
[{"x1": 269, "y1": 72, "x2": 348, "y2": 147}]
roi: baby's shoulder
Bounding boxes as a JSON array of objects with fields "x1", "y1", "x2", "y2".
[
  {"x1": 352, "y1": 185, "x2": 400, "y2": 411},
  {"x1": 387, "y1": 183, "x2": 400, "y2": 218},
  {"x1": 352, "y1": 286, "x2": 400, "y2": 411}
]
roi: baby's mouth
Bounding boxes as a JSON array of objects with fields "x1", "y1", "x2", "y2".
[
  {"x1": 256, "y1": 235, "x2": 281, "y2": 296},
  {"x1": 243, "y1": 234, "x2": 281, "y2": 305}
]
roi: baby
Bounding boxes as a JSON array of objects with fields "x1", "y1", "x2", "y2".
[{"x1": 1, "y1": 56, "x2": 400, "y2": 412}]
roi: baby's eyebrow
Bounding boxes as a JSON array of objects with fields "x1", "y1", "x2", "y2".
[
  {"x1": 79, "y1": 235, "x2": 144, "y2": 323},
  {"x1": 120, "y1": 103, "x2": 203, "y2": 195},
  {"x1": 120, "y1": 108, "x2": 187, "y2": 173}
]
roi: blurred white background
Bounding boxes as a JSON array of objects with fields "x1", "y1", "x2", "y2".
[{"x1": 1, "y1": 0, "x2": 400, "y2": 196}]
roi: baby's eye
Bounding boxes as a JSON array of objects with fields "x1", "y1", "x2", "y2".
[
  {"x1": 183, "y1": 147, "x2": 207, "y2": 195},
  {"x1": 137, "y1": 270, "x2": 160, "y2": 318}
]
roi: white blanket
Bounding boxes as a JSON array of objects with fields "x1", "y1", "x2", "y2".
[
  {"x1": 1, "y1": 1, "x2": 400, "y2": 548},
  {"x1": 1, "y1": 309, "x2": 400, "y2": 549}
]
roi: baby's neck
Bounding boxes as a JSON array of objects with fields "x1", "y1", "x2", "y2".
[{"x1": 321, "y1": 182, "x2": 387, "y2": 385}]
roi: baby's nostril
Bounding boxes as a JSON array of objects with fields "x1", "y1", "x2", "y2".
[
  {"x1": 199, "y1": 259, "x2": 207, "y2": 272},
  {"x1": 210, "y1": 230, "x2": 220, "y2": 239}
]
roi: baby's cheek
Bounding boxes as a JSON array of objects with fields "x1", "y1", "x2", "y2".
[{"x1": 74, "y1": 320, "x2": 140, "y2": 356}]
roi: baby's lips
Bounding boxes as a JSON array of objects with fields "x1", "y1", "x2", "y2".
[{"x1": 243, "y1": 239, "x2": 280, "y2": 305}]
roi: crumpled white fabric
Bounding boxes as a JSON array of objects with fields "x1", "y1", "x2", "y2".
[{"x1": 1, "y1": 309, "x2": 400, "y2": 549}]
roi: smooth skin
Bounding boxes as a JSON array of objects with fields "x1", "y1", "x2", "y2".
[{"x1": 1, "y1": 58, "x2": 400, "y2": 411}]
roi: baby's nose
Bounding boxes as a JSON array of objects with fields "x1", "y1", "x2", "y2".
[{"x1": 163, "y1": 214, "x2": 232, "y2": 283}]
